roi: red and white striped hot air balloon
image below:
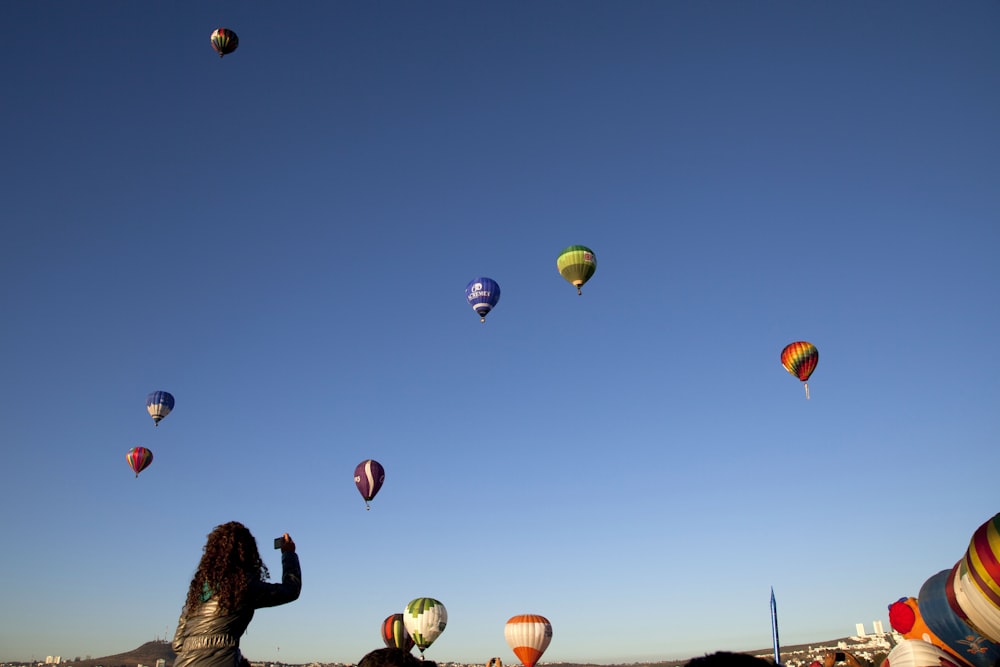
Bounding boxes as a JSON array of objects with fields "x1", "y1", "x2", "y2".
[{"x1": 505, "y1": 614, "x2": 552, "y2": 667}]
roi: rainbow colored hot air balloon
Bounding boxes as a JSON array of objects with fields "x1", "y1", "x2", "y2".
[
  {"x1": 557, "y1": 245, "x2": 596, "y2": 295},
  {"x1": 126, "y1": 446, "x2": 153, "y2": 478},
  {"x1": 403, "y1": 597, "x2": 447, "y2": 656},
  {"x1": 780, "y1": 341, "x2": 818, "y2": 399},
  {"x1": 146, "y1": 390, "x2": 175, "y2": 426},
  {"x1": 354, "y1": 459, "x2": 385, "y2": 510},
  {"x1": 465, "y1": 277, "x2": 501, "y2": 323},
  {"x1": 505, "y1": 614, "x2": 552, "y2": 667},
  {"x1": 382, "y1": 613, "x2": 415, "y2": 652},
  {"x1": 210, "y1": 28, "x2": 239, "y2": 58}
]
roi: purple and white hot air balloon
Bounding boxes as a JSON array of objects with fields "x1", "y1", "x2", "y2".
[{"x1": 354, "y1": 459, "x2": 385, "y2": 510}]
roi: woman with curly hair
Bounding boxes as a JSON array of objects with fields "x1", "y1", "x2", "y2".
[{"x1": 172, "y1": 521, "x2": 302, "y2": 667}]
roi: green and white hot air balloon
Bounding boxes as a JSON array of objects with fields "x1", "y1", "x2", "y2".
[{"x1": 403, "y1": 597, "x2": 447, "y2": 656}]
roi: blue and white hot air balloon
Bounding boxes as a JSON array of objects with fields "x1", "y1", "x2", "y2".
[
  {"x1": 465, "y1": 277, "x2": 500, "y2": 323},
  {"x1": 146, "y1": 391, "x2": 175, "y2": 426}
]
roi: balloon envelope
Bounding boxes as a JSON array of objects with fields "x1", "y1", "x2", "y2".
[
  {"x1": 888, "y1": 597, "x2": 967, "y2": 663},
  {"x1": 881, "y1": 639, "x2": 967, "y2": 667},
  {"x1": 505, "y1": 614, "x2": 552, "y2": 667},
  {"x1": 919, "y1": 568, "x2": 1000, "y2": 667},
  {"x1": 781, "y1": 341, "x2": 818, "y2": 398},
  {"x1": 403, "y1": 597, "x2": 447, "y2": 653},
  {"x1": 354, "y1": 459, "x2": 385, "y2": 508},
  {"x1": 146, "y1": 391, "x2": 175, "y2": 426},
  {"x1": 126, "y1": 446, "x2": 153, "y2": 477},
  {"x1": 210, "y1": 28, "x2": 239, "y2": 57},
  {"x1": 465, "y1": 277, "x2": 501, "y2": 322},
  {"x1": 382, "y1": 613, "x2": 415, "y2": 652},
  {"x1": 556, "y1": 245, "x2": 596, "y2": 295}
]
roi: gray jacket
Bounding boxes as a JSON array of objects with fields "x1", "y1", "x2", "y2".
[{"x1": 172, "y1": 552, "x2": 301, "y2": 667}]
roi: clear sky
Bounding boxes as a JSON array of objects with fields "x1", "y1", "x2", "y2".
[{"x1": 1, "y1": 1, "x2": 998, "y2": 665}]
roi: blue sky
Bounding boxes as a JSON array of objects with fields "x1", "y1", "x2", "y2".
[{"x1": 1, "y1": 1, "x2": 998, "y2": 664}]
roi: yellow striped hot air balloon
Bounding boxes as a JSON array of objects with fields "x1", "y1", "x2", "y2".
[{"x1": 557, "y1": 245, "x2": 596, "y2": 295}]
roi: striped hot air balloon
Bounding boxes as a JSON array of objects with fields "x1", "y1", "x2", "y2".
[
  {"x1": 505, "y1": 614, "x2": 552, "y2": 667},
  {"x1": 556, "y1": 245, "x2": 596, "y2": 295},
  {"x1": 210, "y1": 28, "x2": 239, "y2": 58},
  {"x1": 354, "y1": 459, "x2": 385, "y2": 510},
  {"x1": 403, "y1": 597, "x2": 447, "y2": 656},
  {"x1": 918, "y1": 568, "x2": 1000, "y2": 667},
  {"x1": 880, "y1": 639, "x2": 966, "y2": 667},
  {"x1": 382, "y1": 613, "x2": 415, "y2": 652},
  {"x1": 126, "y1": 446, "x2": 153, "y2": 478},
  {"x1": 780, "y1": 341, "x2": 818, "y2": 399},
  {"x1": 465, "y1": 277, "x2": 501, "y2": 323},
  {"x1": 146, "y1": 390, "x2": 175, "y2": 426}
]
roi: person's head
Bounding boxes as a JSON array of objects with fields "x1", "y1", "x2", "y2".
[
  {"x1": 685, "y1": 652, "x2": 773, "y2": 667},
  {"x1": 357, "y1": 648, "x2": 425, "y2": 667},
  {"x1": 184, "y1": 521, "x2": 269, "y2": 613}
]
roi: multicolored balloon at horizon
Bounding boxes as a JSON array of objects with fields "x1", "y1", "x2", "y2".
[
  {"x1": 504, "y1": 614, "x2": 552, "y2": 667},
  {"x1": 403, "y1": 597, "x2": 447, "y2": 655},
  {"x1": 354, "y1": 459, "x2": 385, "y2": 510},
  {"x1": 556, "y1": 245, "x2": 596, "y2": 295},
  {"x1": 780, "y1": 341, "x2": 818, "y2": 399},
  {"x1": 210, "y1": 28, "x2": 239, "y2": 58},
  {"x1": 466, "y1": 277, "x2": 501, "y2": 323},
  {"x1": 382, "y1": 613, "x2": 415, "y2": 652},
  {"x1": 486, "y1": 658, "x2": 503, "y2": 667},
  {"x1": 126, "y1": 446, "x2": 153, "y2": 478},
  {"x1": 146, "y1": 391, "x2": 175, "y2": 426}
]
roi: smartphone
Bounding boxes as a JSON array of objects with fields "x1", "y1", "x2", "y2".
[
  {"x1": 273, "y1": 537, "x2": 284, "y2": 549},
  {"x1": 835, "y1": 653, "x2": 846, "y2": 662}
]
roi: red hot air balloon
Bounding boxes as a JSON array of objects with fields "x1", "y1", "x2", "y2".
[
  {"x1": 781, "y1": 341, "x2": 819, "y2": 399},
  {"x1": 354, "y1": 459, "x2": 385, "y2": 510},
  {"x1": 382, "y1": 613, "x2": 415, "y2": 652},
  {"x1": 126, "y1": 446, "x2": 153, "y2": 478},
  {"x1": 505, "y1": 615, "x2": 552, "y2": 667}
]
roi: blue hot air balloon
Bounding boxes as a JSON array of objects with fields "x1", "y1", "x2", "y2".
[
  {"x1": 146, "y1": 391, "x2": 175, "y2": 426},
  {"x1": 465, "y1": 277, "x2": 500, "y2": 323}
]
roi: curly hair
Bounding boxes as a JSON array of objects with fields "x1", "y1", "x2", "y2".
[{"x1": 183, "y1": 521, "x2": 270, "y2": 614}]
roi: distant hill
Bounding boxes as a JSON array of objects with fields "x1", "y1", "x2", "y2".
[{"x1": 64, "y1": 640, "x2": 175, "y2": 667}]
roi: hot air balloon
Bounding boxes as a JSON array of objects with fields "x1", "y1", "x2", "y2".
[
  {"x1": 354, "y1": 459, "x2": 385, "y2": 510},
  {"x1": 403, "y1": 597, "x2": 447, "y2": 656},
  {"x1": 955, "y1": 513, "x2": 1000, "y2": 642},
  {"x1": 486, "y1": 658, "x2": 503, "y2": 667},
  {"x1": 382, "y1": 613, "x2": 415, "y2": 652},
  {"x1": 887, "y1": 597, "x2": 967, "y2": 663},
  {"x1": 210, "y1": 28, "x2": 239, "y2": 58},
  {"x1": 919, "y1": 568, "x2": 1000, "y2": 667},
  {"x1": 146, "y1": 391, "x2": 175, "y2": 426},
  {"x1": 781, "y1": 341, "x2": 818, "y2": 399},
  {"x1": 465, "y1": 277, "x2": 501, "y2": 323},
  {"x1": 557, "y1": 245, "x2": 596, "y2": 295},
  {"x1": 126, "y1": 446, "x2": 153, "y2": 478},
  {"x1": 880, "y1": 640, "x2": 965, "y2": 667},
  {"x1": 505, "y1": 614, "x2": 552, "y2": 667}
]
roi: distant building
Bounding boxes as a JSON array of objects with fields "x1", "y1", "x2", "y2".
[
  {"x1": 46, "y1": 658, "x2": 61, "y2": 664},
  {"x1": 873, "y1": 620, "x2": 884, "y2": 635},
  {"x1": 855, "y1": 623, "x2": 866, "y2": 637},
  {"x1": 156, "y1": 660, "x2": 166, "y2": 667}
]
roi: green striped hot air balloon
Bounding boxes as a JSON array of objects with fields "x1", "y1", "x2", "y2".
[{"x1": 557, "y1": 245, "x2": 597, "y2": 295}]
